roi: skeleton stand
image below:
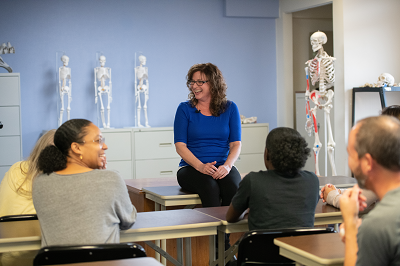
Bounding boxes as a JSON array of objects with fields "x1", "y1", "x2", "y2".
[
  {"x1": 59, "y1": 67, "x2": 72, "y2": 127},
  {"x1": 94, "y1": 66, "x2": 112, "y2": 129},
  {"x1": 135, "y1": 57, "x2": 150, "y2": 127},
  {"x1": 305, "y1": 49, "x2": 337, "y2": 176}
]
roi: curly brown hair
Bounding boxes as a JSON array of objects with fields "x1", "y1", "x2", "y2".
[{"x1": 186, "y1": 63, "x2": 228, "y2": 116}]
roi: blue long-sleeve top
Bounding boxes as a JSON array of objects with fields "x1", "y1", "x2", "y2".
[{"x1": 174, "y1": 101, "x2": 241, "y2": 167}]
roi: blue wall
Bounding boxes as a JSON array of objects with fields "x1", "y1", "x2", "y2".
[{"x1": 0, "y1": 0, "x2": 277, "y2": 158}]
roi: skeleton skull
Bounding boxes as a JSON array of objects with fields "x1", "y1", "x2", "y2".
[
  {"x1": 139, "y1": 55, "x2": 146, "y2": 65},
  {"x1": 310, "y1": 31, "x2": 327, "y2": 52},
  {"x1": 61, "y1": 55, "x2": 69, "y2": 66},
  {"x1": 377, "y1": 73, "x2": 395, "y2": 87},
  {"x1": 99, "y1": 55, "x2": 106, "y2": 67}
]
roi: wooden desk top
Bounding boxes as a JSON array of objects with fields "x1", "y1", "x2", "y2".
[
  {"x1": 319, "y1": 176, "x2": 356, "y2": 188},
  {"x1": 142, "y1": 186, "x2": 199, "y2": 199},
  {"x1": 47, "y1": 257, "x2": 164, "y2": 266},
  {"x1": 127, "y1": 209, "x2": 220, "y2": 233},
  {"x1": 125, "y1": 177, "x2": 179, "y2": 194},
  {"x1": 194, "y1": 200, "x2": 341, "y2": 221},
  {"x1": 274, "y1": 233, "x2": 344, "y2": 265},
  {"x1": 125, "y1": 173, "x2": 247, "y2": 195}
]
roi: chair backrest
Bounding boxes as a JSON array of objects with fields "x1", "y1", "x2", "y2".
[
  {"x1": 33, "y1": 242, "x2": 146, "y2": 266},
  {"x1": 237, "y1": 227, "x2": 335, "y2": 266},
  {"x1": 0, "y1": 214, "x2": 38, "y2": 222}
]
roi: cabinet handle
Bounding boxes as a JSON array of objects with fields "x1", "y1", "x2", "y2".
[
  {"x1": 237, "y1": 156, "x2": 241, "y2": 161},
  {"x1": 0, "y1": 121, "x2": 3, "y2": 129},
  {"x1": 159, "y1": 143, "x2": 172, "y2": 147},
  {"x1": 160, "y1": 171, "x2": 173, "y2": 175}
]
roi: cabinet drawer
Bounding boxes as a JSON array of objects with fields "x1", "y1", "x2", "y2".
[
  {"x1": 106, "y1": 161, "x2": 133, "y2": 179},
  {"x1": 135, "y1": 158, "x2": 180, "y2": 179},
  {"x1": 134, "y1": 131, "x2": 178, "y2": 160},
  {"x1": 234, "y1": 153, "x2": 266, "y2": 174},
  {"x1": 241, "y1": 126, "x2": 269, "y2": 154},
  {"x1": 0, "y1": 136, "x2": 21, "y2": 166},
  {"x1": 0, "y1": 107, "x2": 20, "y2": 136},
  {"x1": 0, "y1": 76, "x2": 19, "y2": 106},
  {"x1": 102, "y1": 132, "x2": 132, "y2": 161}
]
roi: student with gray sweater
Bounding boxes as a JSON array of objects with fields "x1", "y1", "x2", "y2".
[{"x1": 33, "y1": 119, "x2": 136, "y2": 246}]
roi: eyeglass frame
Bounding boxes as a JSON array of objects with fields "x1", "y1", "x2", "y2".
[
  {"x1": 79, "y1": 137, "x2": 106, "y2": 148},
  {"x1": 187, "y1": 80, "x2": 209, "y2": 87}
]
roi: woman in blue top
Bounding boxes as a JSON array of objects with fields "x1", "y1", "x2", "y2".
[{"x1": 174, "y1": 63, "x2": 242, "y2": 208}]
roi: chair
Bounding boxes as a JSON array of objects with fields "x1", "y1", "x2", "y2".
[
  {"x1": 237, "y1": 227, "x2": 335, "y2": 266},
  {"x1": 0, "y1": 214, "x2": 38, "y2": 222},
  {"x1": 33, "y1": 243, "x2": 146, "y2": 265}
]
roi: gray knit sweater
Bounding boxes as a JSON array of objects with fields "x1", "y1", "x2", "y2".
[{"x1": 32, "y1": 169, "x2": 136, "y2": 247}]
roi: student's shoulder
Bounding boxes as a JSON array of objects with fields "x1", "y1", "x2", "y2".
[
  {"x1": 94, "y1": 169, "x2": 122, "y2": 179},
  {"x1": 242, "y1": 170, "x2": 268, "y2": 182}
]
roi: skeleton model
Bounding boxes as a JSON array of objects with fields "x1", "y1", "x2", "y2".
[
  {"x1": 135, "y1": 55, "x2": 150, "y2": 127},
  {"x1": 305, "y1": 31, "x2": 337, "y2": 176},
  {"x1": 58, "y1": 55, "x2": 72, "y2": 127},
  {"x1": 360, "y1": 73, "x2": 397, "y2": 88},
  {"x1": 0, "y1": 42, "x2": 15, "y2": 73},
  {"x1": 94, "y1": 55, "x2": 112, "y2": 128}
]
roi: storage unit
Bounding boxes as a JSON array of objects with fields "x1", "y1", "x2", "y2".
[
  {"x1": 0, "y1": 73, "x2": 22, "y2": 183},
  {"x1": 102, "y1": 123, "x2": 269, "y2": 179}
]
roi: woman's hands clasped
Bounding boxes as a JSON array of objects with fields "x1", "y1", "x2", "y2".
[{"x1": 198, "y1": 161, "x2": 231, "y2": 179}]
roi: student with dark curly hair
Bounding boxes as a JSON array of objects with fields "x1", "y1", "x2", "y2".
[
  {"x1": 226, "y1": 127, "x2": 319, "y2": 230},
  {"x1": 33, "y1": 119, "x2": 136, "y2": 247}
]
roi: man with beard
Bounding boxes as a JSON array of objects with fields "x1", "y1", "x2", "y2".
[{"x1": 340, "y1": 115, "x2": 400, "y2": 266}]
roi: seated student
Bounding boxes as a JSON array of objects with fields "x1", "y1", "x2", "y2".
[
  {"x1": 320, "y1": 105, "x2": 400, "y2": 208},
  {"x1": 0, "y1": 130, "x2": 55, "y2": 266},
  {"x1": 33, "y1": 119, "x2": 136, "y2": 246},
  {"x1": 0, "y1": 129, "x2": 55, "y2": 217},
  {"x1": 340, "y1": 116, "x2": 400, "y2": 265},
  {"x1": 226, "y1": 127, "x2": 319, "y2": 230}
]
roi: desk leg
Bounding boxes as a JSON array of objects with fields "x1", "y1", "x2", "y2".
[
  {"x1": 209, "y1": 235, "x2": 215, "y2": 266},
  {"x1": 161, "y1": 204, "x2": 167, "y2": 265},
  {"x1": 154, "y1": 202, "x2": 161, "y2": 261},
  {"x1": 177, "y1": 238, "x2": 183, "y2": 263},
  {"x1": 334, "y1": 223, "x2": 339, "y2": 232},
  {"x1": 185, "y1": 237, "x2": 192, "y2": 266},
  {"x1": 218, "y1": 230, "x2": 225, "y2": 266}
]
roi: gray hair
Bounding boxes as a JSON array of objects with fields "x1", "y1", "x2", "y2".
[{"x1": 355, "y1": 116, "x2": 400, "y2": 171}]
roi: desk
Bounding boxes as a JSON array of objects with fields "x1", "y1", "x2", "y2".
[
  {"x1": 194, "y1": 200, "x2": 343, "y2": 266},
  {"x1": 47, "y1": 257, "x2": 164, "y2": 266},
  {"x1": 140, "y1": 176, "x2": 357, "y2": 212},
  {"x1": 0, "y1": 209, "x2": 221, "y2": 266},
  {"x1": 318, "y1": 176, "x2": 356, "y2": 189},
  {"x1": 142, "y1": 186, "x2": 201, "y2": 211},
  {"x1": 274, "y1": 233, "x2": 344, "y2": 266}
]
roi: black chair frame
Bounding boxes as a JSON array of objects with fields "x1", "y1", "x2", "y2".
[
  {"x1": 237, "y1": 227, "x2": 335, "y2": 266},
  {"x1": 0, "y1": 214, "x2": 38, "y2": 222},
  {"x1": 33, "y1": 242, "x2": 146, "y2": 265}
]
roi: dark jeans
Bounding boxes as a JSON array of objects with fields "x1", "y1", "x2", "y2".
[{"x1": 177, "y1": 165, "x2": 241, "y2": 207}]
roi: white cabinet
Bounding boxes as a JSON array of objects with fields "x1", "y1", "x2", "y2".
[
  {"x1": 102, "y1": 128, "x2": 133, "y2": 179},
  {"x1": 102, "y1": 123, "x2": 269, "y2": 179},
  {"x1": 0, "y1": 73, "x2": 22, "y2": 183},
  {"x1": 235, "y1": 123, "x2": 269, "y2": 173}
]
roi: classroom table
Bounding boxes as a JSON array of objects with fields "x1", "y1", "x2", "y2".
[
  {"x1": 140, "y1": 176, "x2": 357, "y2": 212},
  {"x1": 47, "y1": 257, "x2": 164, "y2": 266},
  {"x1": 194, "y1": 200, "x2": 343, "y2": 266},
  {"x1": 0, "y1": 209, "x2": 221, "y2": 266},
  {"x1": 274, "y1": 233, "x2": 344, "y2": 266},
  {"x1": 318, "y1": 176, "x2": 357, "y2": 189}
]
